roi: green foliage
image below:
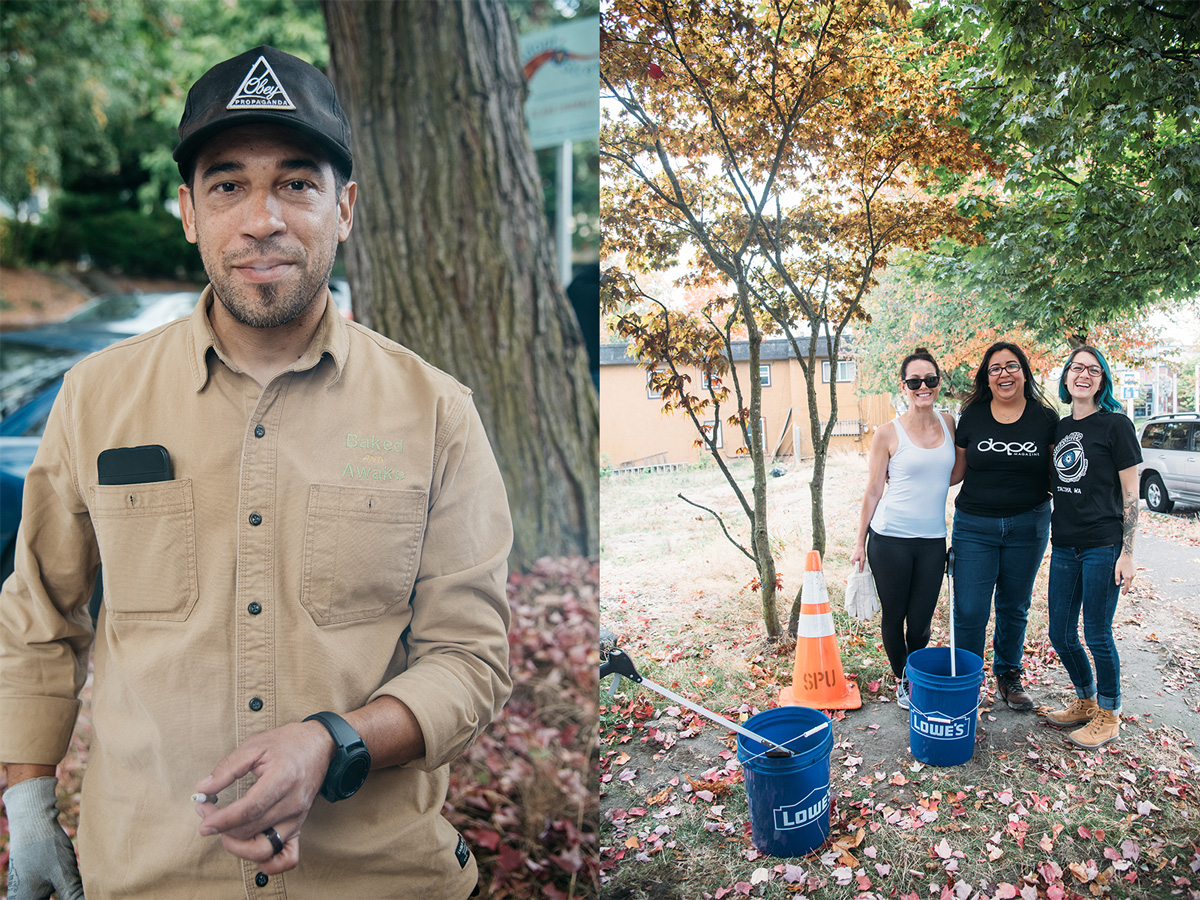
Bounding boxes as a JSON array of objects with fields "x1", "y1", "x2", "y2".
[
  {"x1": 921, "y1": 0, "x2": 1200, "y2": 343},
  {"x1": 854, "y1": 262, "x2": 1067, "y2": 403},
  {"x1": 1, "y1": 0, "x2": 328, "y2": 210},
  {"x1": 0, "y1": 0, "x2": 162, "y2": 206},
  {"x1": 56, "y1": 192, "x2": 202, "y2": 277}
]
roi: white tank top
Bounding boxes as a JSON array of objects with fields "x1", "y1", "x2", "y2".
[{"x1": 869, "y1": 414, "x2": 955, "y2": 539}]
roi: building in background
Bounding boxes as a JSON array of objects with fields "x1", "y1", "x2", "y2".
[{"x1": 600, "y1": 337, "x2": 894, "y2": 472}]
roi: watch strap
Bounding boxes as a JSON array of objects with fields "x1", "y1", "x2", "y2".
[
  {"x1": 304, "y1": 711, "x2": 365, "y2": 749},
  {"x1": 304, "y1": 711, "x2": 370, "y2": 801}
]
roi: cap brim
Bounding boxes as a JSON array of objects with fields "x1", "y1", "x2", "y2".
[{"x1": 174, "y1": 112, "x2": 352, "y2": 179}]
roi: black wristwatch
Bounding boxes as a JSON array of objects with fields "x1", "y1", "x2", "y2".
[{"x1": 304, "y1": 711, "x2": 371, "y2": 802}]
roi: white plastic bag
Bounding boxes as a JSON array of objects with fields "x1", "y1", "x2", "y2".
[{"x1": 845, "y1": 561, "x2": 880, "y2": 621}]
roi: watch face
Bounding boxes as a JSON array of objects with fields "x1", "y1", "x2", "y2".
[{"x1": 340, "y1": 753, "x2": 371, "y2": 796}]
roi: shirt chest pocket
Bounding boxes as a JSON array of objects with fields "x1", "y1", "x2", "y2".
[
  {"x1": 88, "y1": 480, "x2": 199, "y2": 621},
  {"x1": 301, "y1": 484, "x2": 428, "y2": 626}
]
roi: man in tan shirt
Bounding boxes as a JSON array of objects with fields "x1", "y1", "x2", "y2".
[{"x1": 0, "y1": 46, "x2": 512, "y2": 900}]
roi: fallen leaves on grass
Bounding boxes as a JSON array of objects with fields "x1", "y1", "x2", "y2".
[{"x1": 445, "y1": 556, "x2": 599, "y2": 899}]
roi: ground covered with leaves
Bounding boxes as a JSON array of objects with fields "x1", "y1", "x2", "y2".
[
  {"x1": 0, "y1": 556, "x2": 600, "y2": 899},
  {"x1": 599, "y1": 458, "x2": 1200, "y2": 900}
]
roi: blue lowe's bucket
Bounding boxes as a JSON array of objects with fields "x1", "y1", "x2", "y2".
[
  {"x1": 906, "y1": 647, "x2": 985, "y2": 767},
  {"x1": 735, "y1": 706, "x2": 834, "y2": 857}
]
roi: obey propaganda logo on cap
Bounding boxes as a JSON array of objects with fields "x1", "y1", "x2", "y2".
[
  {"x1": 227, "y1": 55, "x2": 297, "y2": 110},
  {"x1": 174, "y1": 45, "x2": 352, "y2": 180}
]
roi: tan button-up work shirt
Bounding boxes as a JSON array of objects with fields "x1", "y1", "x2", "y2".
[{"x1": 0, "y1": 289, "x2": 513, "y2": 899}]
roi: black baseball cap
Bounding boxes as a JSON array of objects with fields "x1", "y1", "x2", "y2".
[{"x1": 174, "y1": 45, "x2": 352, "y2": 181}]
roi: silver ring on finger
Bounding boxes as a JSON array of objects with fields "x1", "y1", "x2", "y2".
[{"x1": 263, "y1": 826, "x2": 284, "y2": 855}]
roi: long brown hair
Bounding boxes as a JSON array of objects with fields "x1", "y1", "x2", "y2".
[{"x1": 961, "y1": 341, "x2": 1053, "y2": 411}]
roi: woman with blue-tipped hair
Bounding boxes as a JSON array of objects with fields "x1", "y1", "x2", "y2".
[{"x1": 1042, "y1": 345, "x2": 1142, "y2": 749}]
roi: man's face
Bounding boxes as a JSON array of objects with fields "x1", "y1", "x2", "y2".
[{"x1": 179, "y1": 123, "x2": 355, "y2": 329}]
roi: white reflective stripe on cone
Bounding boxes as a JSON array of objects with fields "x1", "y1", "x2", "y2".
[{"x1": 796, "y1": 611, "x2": 834, "y2": 638}]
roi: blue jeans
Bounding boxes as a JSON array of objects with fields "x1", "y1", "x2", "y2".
[
  {"x1": 951, "y1": 501, "x2": 1050, "y2": 676},
  {"x1": 1047, "y1": 543, "x2": 1123, "y2": 711}
]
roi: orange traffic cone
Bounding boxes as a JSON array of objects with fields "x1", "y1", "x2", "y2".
[{"x1": 779, "y1": 550, "x2": 862, "y2": 710}]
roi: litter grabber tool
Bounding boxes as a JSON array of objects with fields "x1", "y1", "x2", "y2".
[
  {"x1": 600, "y1": 647, "x2": 828, "y2": 758},
  {"x1": 600, "y1": 628, "x2": 622, "y2": 697},
  {"x1": 946, "y1": 547, "x2": 956, "y2": 677}
]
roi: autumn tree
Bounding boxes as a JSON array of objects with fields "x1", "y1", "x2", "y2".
[
  {"x1": 859, "y1": 263, "x2": 1165, "y2": 399},
  {"x1": 602, "y1": 0, "x2": 999, "y2": 637},
  {"x1": 918, "y1": 0, "x2": 1200, "y2": 344},
  {"x1": 323, "y1": 0, "x2": 598, "y2": 566},
  {"x1": 852, "y1": 262, "x2": 1162, "y2": 409}
]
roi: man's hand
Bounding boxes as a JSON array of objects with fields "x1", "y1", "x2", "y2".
[
  {"x1": 3, "y1": 775, "x2": 86, "y2": 900},
  {"x1": 194, "y1": 721, "x2": 334, "y2": 875}
]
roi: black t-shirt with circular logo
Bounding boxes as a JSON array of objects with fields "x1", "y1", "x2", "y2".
[
  {"x1": 1050, "y1": 411, "x2": 1142, "y2": 548},
  {"x1": 954, "y1": 400, "x2": 1059, "y2": 517}
]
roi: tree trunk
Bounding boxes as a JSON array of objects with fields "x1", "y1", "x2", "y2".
[
  {"x1": 322, "y1": 0, "x2": 598, "y2": 566},
  {"x1": 739, "y1": 289, "x2": 780, "y2": 640}
]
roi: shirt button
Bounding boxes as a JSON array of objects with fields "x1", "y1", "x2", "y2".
[
  {"x1": 254, "y1": 424, "x2": 265, "y2": 438},
  {"x1": 248, "y1": 602, "x2": 262, "y2": 615},
  {"x1": 255, "y1": 872, "x2": 269, "y2": 887},
  {"x1": 249, "y1": 513, "x2": 262, "y2": 526},
  {"x1": 249, "y1": 697, "x2": 264, "y2": 712}
]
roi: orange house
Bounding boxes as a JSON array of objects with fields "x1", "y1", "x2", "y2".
[{"x1": 600, "y1": 338, "x2": 895, "y2": 471}]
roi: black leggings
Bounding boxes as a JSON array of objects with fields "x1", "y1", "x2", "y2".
[{"x1": 866, "y1": 529, "x2": 946, "y2": 678}]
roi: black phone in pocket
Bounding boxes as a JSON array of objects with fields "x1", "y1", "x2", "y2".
[{"x1": 97, "y1": 444, "x2": 173, "y2": 485}]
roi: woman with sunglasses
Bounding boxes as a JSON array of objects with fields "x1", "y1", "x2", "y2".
[
  {"x1": 851, "y1": 349, "x2": 957, "y2": 710},
  {"x1": 950, "y1": 342, "x2": 1058, "y2": 711},
  {"x1": 1041, "y1": 346, "x2": 1141, "y2": 748}
]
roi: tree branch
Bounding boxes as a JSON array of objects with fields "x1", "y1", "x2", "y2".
[{"x1": 677, "y1": 493, "x2": 756, "y2": 562}]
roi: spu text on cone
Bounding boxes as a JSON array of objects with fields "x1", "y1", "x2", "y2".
[{"x1": 779, "y1": 550, "x2": 861, "y2": 710}]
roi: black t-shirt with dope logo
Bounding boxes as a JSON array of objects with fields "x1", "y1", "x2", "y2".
[
  {"x1": 1050, "y1": 411, "x2": 1142, "y2": 549},
  {"x1": 955, "y1": 400, "x2": 1059, "y2": 517}
]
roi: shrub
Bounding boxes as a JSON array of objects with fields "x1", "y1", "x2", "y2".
[{"x1": 446, "y1": 556, "x2": 600, "y2": 899}]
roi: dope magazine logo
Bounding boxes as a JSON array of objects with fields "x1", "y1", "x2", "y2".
[{"x1": 977, "y1": 438, "x2": 1039, "y2": 456}]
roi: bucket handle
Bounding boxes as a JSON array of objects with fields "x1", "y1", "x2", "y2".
[
  {"x1": 737, "y1": 720, "x2": 830, "y2": 768},
  {"x1": 907, "y1": 696, "x2": 955, "y2": 723}
]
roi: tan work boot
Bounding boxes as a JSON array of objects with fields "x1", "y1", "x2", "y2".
[
  {"x1": 1067, "y1": 707, "x2": 1121, "y2": 749},
  {"x1": 1043, "y1": 695, "x2": 1099, "y2": 728}
]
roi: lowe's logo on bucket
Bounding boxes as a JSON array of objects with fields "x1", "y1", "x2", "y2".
[
  {"x1": 912, "y1": 708, "x2": 974, "y2": 740},
  {"x1": 772, "y1": 786, "x2": 830, "y2": 831}
]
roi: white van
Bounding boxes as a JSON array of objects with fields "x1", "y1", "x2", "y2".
[{"x1": 1138, "y1": 413, "x2": 1200, "y2": 512}]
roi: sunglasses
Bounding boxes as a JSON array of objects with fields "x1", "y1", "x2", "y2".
[{"x1": 903, "y1": 375, "x2": 940, "y2": 390}]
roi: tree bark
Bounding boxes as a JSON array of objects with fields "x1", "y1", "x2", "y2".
[
  {"x1": 738, "y1": 286, "x2": 780, "y2": 640},
  {"x1": 322, "y1": 0, "x2": 598, "y2": 566}
]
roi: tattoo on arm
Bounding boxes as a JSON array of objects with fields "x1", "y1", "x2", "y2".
[{"x1": 1121, "y1": 491, "x2": 1137, "y2": 555}]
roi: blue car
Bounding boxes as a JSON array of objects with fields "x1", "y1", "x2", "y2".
[{"x1": 0, "y1": 290, "x2": 201, "y2": 585}]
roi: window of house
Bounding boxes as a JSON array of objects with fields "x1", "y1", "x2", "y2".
[
  {"x1": 759, "y1": 364, "x2": 771, "y2": 387},
  {"x1": 704, "y1": 419, "x2": 723, "y2": 449},
  {"x1": 822, "y1": 360, "x2": 857, "y2": 383},
  {"x1": 647, "y1": 368, "x2": 664, "y2": 399}
]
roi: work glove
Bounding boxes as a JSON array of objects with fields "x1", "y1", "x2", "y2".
[
  {"x1": 845, "y1": 562, "x2": 880, "y2": 622},
  {"x1": 3, "y1": 776, "x2": 86, "y2": 900}
]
